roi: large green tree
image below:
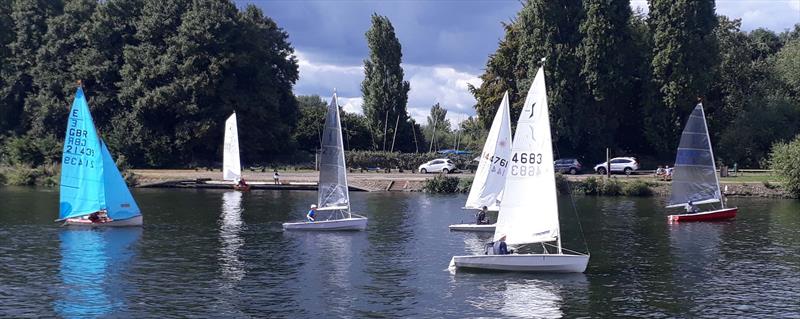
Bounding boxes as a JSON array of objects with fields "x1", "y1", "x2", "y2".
[
  {"x1": 516, "y1": 0, "x2": 589, "y2": 157},
  {"x1": 423, "y1": 103, "x2": 452, "y2": 152},
  {"x1": 360, "y1": 14, "x2": 412, "y2": 152},
  {"x1": 577, "y1": 0, "x2": 636, "y2": 159},
  {"x1": 646, "y1": 0, "x2": 719, "y2": 156}
]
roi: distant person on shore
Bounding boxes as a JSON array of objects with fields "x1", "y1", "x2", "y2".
[
  {"x1": 476, "y1": 206, "x2": 489, "y2": 224},
  {"x1": 685, "y1": 201, "x2": 699, "y2": 214},
  {"x1": 307, "y1": 204, "x2": 317, "y2": 222},
  {"x1": 664, "y1": 165, "x2": 673, "y2": 181},
  {"x1": 273, "y1": 170, "x2": 280, "y2": 185}
]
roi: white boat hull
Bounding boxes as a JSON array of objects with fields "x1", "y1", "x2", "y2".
[
  {"x1": 450, "y1": 253, "x2": 589, "y2": 273},
  {"x1": 448, "y1": 223, "x2": 496, "y2": 232},
  {"x1": 282, "y1": 214, "x2": 367, "y2": 231},
  {"x1": 63, "y1": 215, "x2": 143, "y2": 227}
]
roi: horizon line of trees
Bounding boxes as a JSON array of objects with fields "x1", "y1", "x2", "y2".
[{"x1": 1, "y1": 0, "x2": 798, "y2": 170}]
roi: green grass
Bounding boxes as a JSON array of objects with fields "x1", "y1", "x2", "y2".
[{"x1": 719, "y1": 173, "x2": 781, "y2": 183}]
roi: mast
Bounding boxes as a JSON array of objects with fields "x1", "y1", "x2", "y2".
[
  {"x1": 334, "y1": 91, "x2": 352, "y2": 218},
  {"x1": 699, "y1": 102, "x2": 724, "y2": 209}
]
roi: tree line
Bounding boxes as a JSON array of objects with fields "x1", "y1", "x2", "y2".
[
  {"x1": 470, "y1": 0, "x2": 800, "y2": 167},
  {"x1": 1, "y1": 0, "x2": 798, "y2": 170}
]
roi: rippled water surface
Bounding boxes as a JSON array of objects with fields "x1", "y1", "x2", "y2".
[{"x1": 1, "y1": 187, "x2": 798, "y2": 318}]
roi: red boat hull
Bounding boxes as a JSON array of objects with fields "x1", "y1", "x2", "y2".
[{"x1": 668, "y1": 207, "x2": 737, "y2": 222}]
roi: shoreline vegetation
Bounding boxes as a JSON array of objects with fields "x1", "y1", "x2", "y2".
[{"x1": 1, "y1": 166, "x2": 792, "y2": 199}]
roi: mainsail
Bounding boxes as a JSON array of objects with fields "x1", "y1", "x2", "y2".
[
  {"x1": 317, "y1": 92, "x2": 350, "y2": 212},
  {"x1": 465, "y1": 91, "x2": 512, "y2": 210},
  {"x1": 494, "y1": 66, "x2": 559, "y2": 246},
  {"x1": 59, "y1": 87, "x2": 140, "y2": 221},
  {"x1": 667, "y1": 103, "x2": 722, "y2": 208},
  {"x1": 223, "y1": 113, "x2": 241, "y2": 181}
]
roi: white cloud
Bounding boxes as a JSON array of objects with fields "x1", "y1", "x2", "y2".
[
  {"x1": 629, "y1": 1, "x2": 800, "y2": 31},
  {"x1": 293, "y1": 50, "x2": 482, "y2": 130}
]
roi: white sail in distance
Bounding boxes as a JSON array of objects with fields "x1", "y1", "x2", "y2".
[
  {"x1": 223, "y1": 113, "x2": 241, "y2": 182},
  {"x1": 465, "y1": 91, "x2": 513, "y2": 210},
  {"x1": 494, "y1": 66, "x2": 560, "y2": 245}
]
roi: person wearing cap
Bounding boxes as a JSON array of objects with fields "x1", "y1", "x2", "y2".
[
  {"x1": 307, "y1": 204, "x2": 317, "y2": 222},
  {"x1": 476, "y1": 206, "x2": 489, "y2": 225},
  {"x1": 685, "y1": 200, "x2": 699, "y2": 214},
  {"x1": 492, "y1": 234, "x2": 512, "y2": 255}
]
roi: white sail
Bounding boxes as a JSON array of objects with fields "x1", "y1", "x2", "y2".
[
  {"x1": 317, "y1": 92, "x2": 350, "y2": 212},
  {"x1": 494, "y1": 66, "x2": 559, "y2": 245},
  {"x1": 223, "y1": 113, "x2": 241, "y2": 182},
  {"x1": 465, "y1": 91, "x2": 513, "y2": 210}
]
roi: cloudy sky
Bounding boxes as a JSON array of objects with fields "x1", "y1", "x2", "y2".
[{"x1": 236, "y1": 0, "x2": 799, "y2": 127}]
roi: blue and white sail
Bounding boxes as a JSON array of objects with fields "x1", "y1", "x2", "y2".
[
  {"x1": 667, "y1": 103, "x2": 722, "y2": 208},
  {"x1": 59, "y1": 87, "x2": 141, "y2": 221}
]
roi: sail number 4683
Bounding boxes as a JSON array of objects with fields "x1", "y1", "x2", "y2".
[{"x1": 511, "y1": 152, "x2": 542, "y2": 164}]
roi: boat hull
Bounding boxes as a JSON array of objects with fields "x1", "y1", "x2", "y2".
[
  {"x1": 63, "y1": 215, "x2": 143, "y2": 227},
  {"x1": 233, "y1": 184, "x2": 251, "y2": 192},
  {"x1": 283, "y1": 214, "x2": 367, "y2": 231},
  {"x1": 668, "y1": 207, "x2": 737, "y2": 222},
  {"x1": 448, "y1": 223, "x2": 496, "y2": 232},
  {"x1": 450, "y1": 253, "x2": 589, "y2": 273}
]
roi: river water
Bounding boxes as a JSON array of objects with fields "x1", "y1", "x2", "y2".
[{"x1": 0, "y1": 187, "x2": 798, "y2": 318}]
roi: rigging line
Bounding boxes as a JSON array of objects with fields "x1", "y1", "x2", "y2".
[{"x1": 553, "y1": 142, "x2": 590, "y2": 255}]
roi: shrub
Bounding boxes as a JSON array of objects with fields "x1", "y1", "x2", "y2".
[
  {"x1": 555, "y1": 173, "x2": 571, "y2": 195},
  {"x1": 769, "y1": 135, "x2": 800, "y2": 197},
  {"x1": 0, "y1": 171, "x2": 6, "y2": 185},
  {"x1": 457, "y1": 177, "x2": 473, "y2": 193},
  {"x1": 2, "y1": 134, "x2": 62, "y2": 166},
  {"x1": 422, "y1": 175, "x2": 460, "y2": 193},
  {"x1": 622, "y1": 180, "x2": 654, "y2": 196},
  {"x1": 599, "y1": 178, "x2": 623, "y2": 196},
  {"x1": 6, "y1": 165, "x2": 39, "y2": 186}
]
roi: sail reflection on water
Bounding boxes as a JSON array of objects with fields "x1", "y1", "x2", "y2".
[
  {"x1": 54, "y1": 228, "x2": 141, "y2": 317},
  {"x1": 220, "y1": 191, "x2": 245, "y2": 283}
]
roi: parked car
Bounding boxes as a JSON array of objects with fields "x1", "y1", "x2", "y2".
[
  {"x1": 594, "y1": 157, "x2": 639, "y2": 175},
  {"x1": 554, "y1": 158, "x2": 583, "y2": 175},
  {"x1": 418, "y1": 159, "x2": 456, "y2": 174}
]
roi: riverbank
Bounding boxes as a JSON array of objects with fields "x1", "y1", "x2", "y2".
[{"x1": 130, "y1": 169, "x2": 794, "y2": 199}]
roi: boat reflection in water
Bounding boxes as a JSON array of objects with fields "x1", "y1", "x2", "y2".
[
  {"x1": 54, "y1": 227, "x2": 141, "y2": 317},
  {"x1": 219, "y1": 191, "x2": 245, "y2": 283}
]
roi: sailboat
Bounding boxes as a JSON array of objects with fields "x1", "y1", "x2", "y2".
[
  {"x1": 57, "y1": 86, "x2": 142, "y2": 227},
  {"x1": 282, "y1": 91, "x2": 367, "y2": 231},
  {"x1": 666, "y1": 103, "x2": 737, "y2": 222},
  {"x1": 449, "y1": 91, "x2": 512, "y2": 232},
  {"x1": 223, "y1": 112, "x2": 249, "y2": 191},
  {"x1": 450, "y1": 64, "x2": 589, "y2": 272}
]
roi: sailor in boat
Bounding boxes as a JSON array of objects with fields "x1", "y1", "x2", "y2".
[
  {"x1": 235, "y1": 177, "x2": 249, "y2": 190},
  {"x1": 485, "y1": 234, "x2": 514, "y2": 255},
  {"x1": 685, "y1": 201, "x2": 699, "y2": 214},
  {"x1": 307, "y1": 204, "x2": 317, "y2": 222},
  {"x1": 87, "y1": 209, "x2": 111, "y2": 223},
  {"x1": 476, "y1": 206, "x2": 489, "y2": 225}
]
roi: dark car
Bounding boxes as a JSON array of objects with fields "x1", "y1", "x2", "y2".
[{"x1": 554, "y1": 158, "x2": 582, "y2": 175}]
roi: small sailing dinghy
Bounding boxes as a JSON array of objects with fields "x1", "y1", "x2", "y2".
[
  {"x1": 223, "y1": 112, "x2": 249, "y2": 191},
  {"x1": 282, "y1": 91, "x2": 367, "y2": 231},
  {"x1": 667, "y1": 103, "x2": 737, "y2": 222},
  {"x1": 450, "y1": 64, "x2": 589, "y2": 273},
  {"x1": 57, "y1": 86, "x2": 142, "y2": 227},
  {"x1": 449, "y1": 91, "x2": 512, "y2": 233}
]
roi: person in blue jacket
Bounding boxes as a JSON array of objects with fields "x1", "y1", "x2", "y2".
[{"x1": 307, "y1": 204, "x2": 317, "y2": 222}]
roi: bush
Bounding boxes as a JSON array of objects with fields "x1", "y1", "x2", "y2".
[
  {"x1": 769, "y1": 136, "x2": 800, "y2": 197},
  {"x1": 2, "y1": 134, "x2": 62, "y2": 166},
  {"x1": 555, "y1": 173, "x2": 571, "y2": 195},
  {"x1": 575, "y1": 176, "x2": 624, "y2": 196},
  {"x1": 422, "y1": 175, "x2": 461, "y2": 193},
  {"x1": 6, "y1": 165, "x2": 39, "y2": 186},
  {"x1": 457, "y1": 177, "x2": 473, "y2": 193},
  {"x1": 622, "y1": 180, "x2": 654, "y2": 196}
]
